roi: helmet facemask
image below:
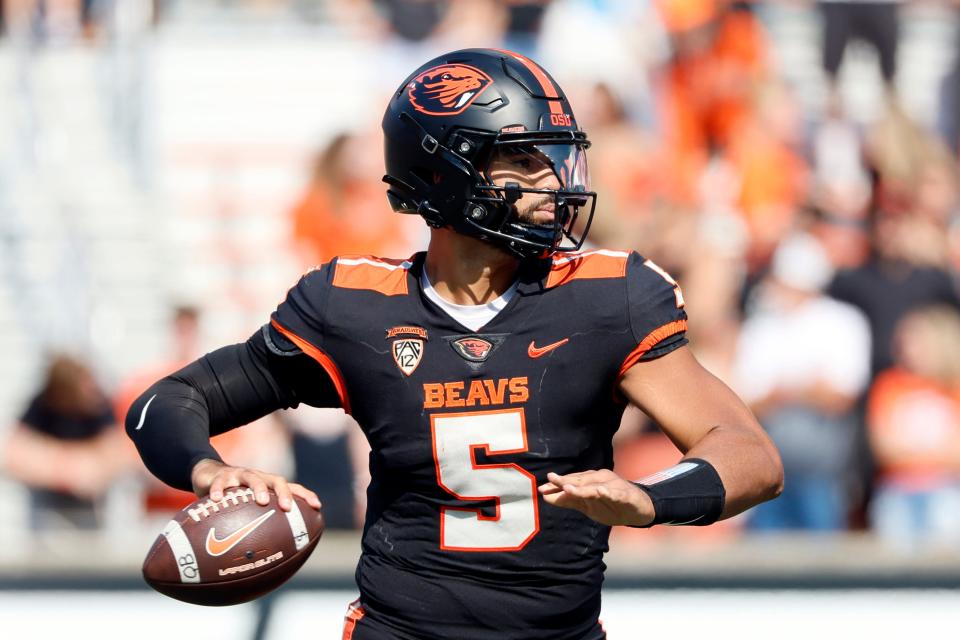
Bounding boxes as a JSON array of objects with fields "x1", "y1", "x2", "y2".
[{"x1": 462, "y1": 134, "x2": 597, "y2": 259}]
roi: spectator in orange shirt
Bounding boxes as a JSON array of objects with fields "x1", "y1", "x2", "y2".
[
  {"x1": 291, "y1": 131, "x2": 423, "y2": 265},
  {"x1": 654, "y1": 0, "x2": 769, "y2": 202},
  {"x1": 725, "y1": 82, "x2": 808, "y2": 268},
  {"x1": 868, "y1": 305, "x2": 960, "y2": 551},
  {"x1": 579, "y1": 81, "x2": 688, "y2": 254},
  {"x1": 655, "y1": 1, "x2": 806, "y2": 269}
]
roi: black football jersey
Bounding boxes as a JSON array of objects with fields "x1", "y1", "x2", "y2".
[{"x1": 271, "y1": 250, "x2": 687, "y2": 640}]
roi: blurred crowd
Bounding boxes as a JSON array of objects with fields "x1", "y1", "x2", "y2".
[{"x1": 3, "y1": 0, "x2": 960, "y2": 554}]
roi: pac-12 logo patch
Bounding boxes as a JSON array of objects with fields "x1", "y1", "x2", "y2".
[
  {"x1": 387, "y1": 326, "x2": 428, "y2": 376},
  {"x1": 392, "y1": 339, "x2": 424, "y2": 376},
  {"x1": 408, "y1": 64, "x2": 493, "y2": 116}
]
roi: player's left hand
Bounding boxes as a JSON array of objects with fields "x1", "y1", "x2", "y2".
[{"x1": 538, "y1": 469, "x2": 655, "y2": 527}]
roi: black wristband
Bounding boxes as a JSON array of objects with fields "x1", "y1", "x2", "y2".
[{"x1": 631, "y1": 458, "x2": 725, "y2": 527}]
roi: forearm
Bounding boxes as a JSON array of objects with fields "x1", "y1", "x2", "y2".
[
  {"x1": 683, "y1": 424, "x2": 783, "y2": 519},
  {"x1": 621, "y1": 347, "x2": 784, "y2": 522}
]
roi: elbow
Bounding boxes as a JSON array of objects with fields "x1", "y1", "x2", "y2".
[
  {"x1": 124, "y1": 388, "x2": 158, "y2": 441},
  {"x1": 744, "y1": 424, "x2": 784, "y2": 502},
  {"x1": 767, "y1": 461, "x2": 785, "y2": 501},
  {"x1": 762, "y1": 441, "x2": 785, "y2": 501}
]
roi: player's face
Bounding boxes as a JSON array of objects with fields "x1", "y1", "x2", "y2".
[{"x1": 486, "y1": 144, "x2": 587, "y2": 226}]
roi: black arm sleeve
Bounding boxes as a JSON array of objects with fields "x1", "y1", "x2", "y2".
[{"x1": 125, "y1": 324, "x2": 340, "y2": 491}]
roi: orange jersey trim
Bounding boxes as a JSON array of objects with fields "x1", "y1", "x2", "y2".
[
  {"x1": 332, "y1": 256, "x2": 411, "y2": 296},
  {"x1": 342, "y1": 599, "x2": 366, "y2": 640},
  {"x1": 493, "y1": 49, "x2": 564, "y2": 115},
  {"x1": 270, "y1": 319, "x2": 352, "y2": 414},
  {"x1": 617, "y1": 319, "x2": 689, "y2": 378},
  {"x1": 546, "y1": 250, "x2": 629, "y2": 288}
]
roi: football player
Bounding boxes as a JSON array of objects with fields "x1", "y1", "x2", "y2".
[{"x1": 127, "y1": 49, "x2": 782, "y2": 639}]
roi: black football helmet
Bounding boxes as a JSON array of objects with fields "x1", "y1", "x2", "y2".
[{"x1": 382, "y1": 48, "x2": 596, "y2": 259}]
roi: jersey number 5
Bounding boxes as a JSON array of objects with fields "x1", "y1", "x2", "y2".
[{"x1": 431, "y1": 409, "x2": 540, "y2": 552}]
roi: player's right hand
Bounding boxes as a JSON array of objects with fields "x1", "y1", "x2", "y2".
[
  {"x1": 190, "y1": 458, "x2": 321, "y2": 513},
  {"x1": 538, "y1": 469, "x2": 655, "y2": 527}
]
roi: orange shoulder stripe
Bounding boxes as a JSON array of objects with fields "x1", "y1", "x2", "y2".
[
  {"x1": 332, "y1": 256, "x2": 411, "y2": 296},
  {"x1": 617, "y1": 319, "x2": 688, "y2": 378},
  {"x1": 546, "y1": 250, "x2": 629, "y2": 288},
  {"x1": 270, "y1": 319, "x2": 352, "y2": 415}
]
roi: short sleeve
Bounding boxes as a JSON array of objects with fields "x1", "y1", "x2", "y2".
[
  {"x1": 269, "y1": 262, "x2": 352, "y2": 412},
  {"x1": 620, "y1": 253, "x2": 689, "y2": 374},
  {"x1": 270, "y1": 263, "x2": 335, "y2": 348}
]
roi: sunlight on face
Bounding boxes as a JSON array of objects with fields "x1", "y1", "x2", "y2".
[{"x1": 487, "y1": 148, "x2": 561, "y2": 225}]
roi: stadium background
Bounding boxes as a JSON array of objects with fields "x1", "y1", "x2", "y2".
[{"x1": 2, "y1": 0, "x2": 960, "y2": 637}]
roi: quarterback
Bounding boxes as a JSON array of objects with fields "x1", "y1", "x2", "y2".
[{"x1": 127, "y1": 49, "x2": 782, "y2": 639}]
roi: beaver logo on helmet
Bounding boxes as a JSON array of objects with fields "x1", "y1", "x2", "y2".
[{"x1": 408, "y1": 64, "x2": 493, "y2": 116}]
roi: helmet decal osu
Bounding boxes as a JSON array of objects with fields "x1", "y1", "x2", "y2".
[{"x1": 408, "y1": 64, "x2": 493, "y2": 116}]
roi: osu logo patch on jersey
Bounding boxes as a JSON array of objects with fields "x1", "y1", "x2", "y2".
[
  {"x1": 392, "y1": 339, "x2": 424, "y2": 376},
  {"x1": 408, "y1": 64, "x2": 492, "y2": 116},
  {"x1": 453, "y1": 337, "x2": 492, "y2": 361},
  {"x1": 447, "y1": 334, "x2": 506, "y2": 363}
]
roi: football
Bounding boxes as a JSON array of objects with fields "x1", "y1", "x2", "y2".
[{"x1": 142, "y1": 487, "x2": 324, "y2": 606}]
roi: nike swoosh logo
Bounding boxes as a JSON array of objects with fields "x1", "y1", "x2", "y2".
[
  {"x1": 134, "y1": 394, "x2": 157, "y2": 431},
  {"x1": 528, "y1": 338, "x2": 570, "y2": 358},
  {"x1": 205, "y1": 509, "x2": 276, "y2": 557}
]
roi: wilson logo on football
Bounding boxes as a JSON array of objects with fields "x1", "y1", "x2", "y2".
[
  {"x1": 408, "y1": 64, "x2": 492, "y2": 116},
  {"x1": 392, "y1": 339, "x2": 424, "y2": 376}
]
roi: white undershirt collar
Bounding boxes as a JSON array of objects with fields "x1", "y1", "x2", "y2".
[{"x1": 420, "y1": 269, "x2": 518, "y2": 332}]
